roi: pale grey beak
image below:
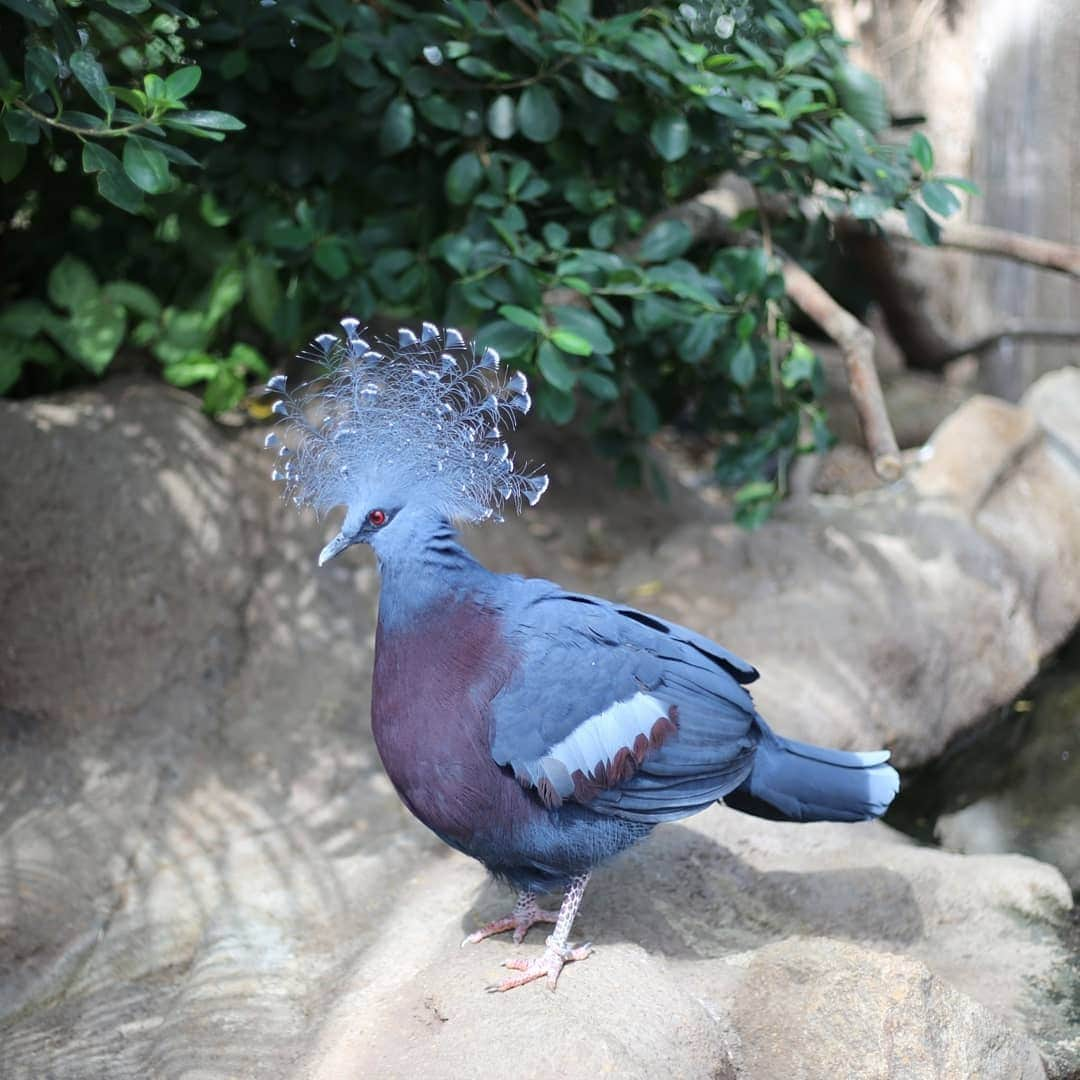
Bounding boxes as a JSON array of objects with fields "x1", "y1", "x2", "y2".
[{"x1": 318, "y1": 531, "x2": 352, "y2": 567}]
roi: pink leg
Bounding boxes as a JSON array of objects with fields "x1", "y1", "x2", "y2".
[
  {"x1": 461, "y1": 890, "x2": 559, "y2": 947},
  {"x1": 486, "y1": 873, "x2": 592, "y2": 993}
]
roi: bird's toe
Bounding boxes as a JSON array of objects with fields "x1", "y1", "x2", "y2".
[
  {"x1": 463, "y1": 902, "x2": 558, "y2": 948},
  {"x1": 486, "y1": 940, "x2": 592, "y2": 993}
]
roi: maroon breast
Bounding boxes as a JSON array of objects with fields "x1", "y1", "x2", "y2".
[{"x1": 370, "y1": 600, "x2": 530, "y2": 846}]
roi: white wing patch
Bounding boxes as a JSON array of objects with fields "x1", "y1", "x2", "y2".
[{"x1": 524, "y1": 692, "x2": 679, "y2": 807}]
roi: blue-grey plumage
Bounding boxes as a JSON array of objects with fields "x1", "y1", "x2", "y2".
[{"x1": 266, "y1": 321, "x2": 900, "y2": 991}]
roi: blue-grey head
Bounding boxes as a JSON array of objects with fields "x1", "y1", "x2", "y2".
[{"x1": 263, "y1": 320, "x2": 548, "y2": 565}]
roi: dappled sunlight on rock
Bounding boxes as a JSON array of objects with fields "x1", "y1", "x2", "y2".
[{"x1": 1, "y1": 373, "x2": 1078, "y2": 1077}]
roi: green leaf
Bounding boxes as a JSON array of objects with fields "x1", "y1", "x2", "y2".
[
  {"x1": 69, "y1": 50, "x2": 115, "y2": 117},
  {"x1": 457, "y1": 56, "x2": 499, "y2": 79},
  {"x1": 417, "y1": 92, "x2": 462, "y2": 131},
  {"x1": 487, "y1": 94, "x2": 516, "y2": 139},
  {"x1": 579, "y1": 370, "x2": 619, "y2": 401},
  {"x1": 733, "y1": 481, "x2": 777, "y2": 529},
  {"x1": 629, "y1": 387, "x2": 660, "y2": 435},
  {"x1": 937, "y1": 175, "x2": 981, "y2": 196},
  {"x1": 904, "y1": 199, "x2": 941, "y2": 245},
  {"x1": 849, "y1": 192, "x2": 890, "y2": 219},
  {"x1": 97, "y1": 168, "x2": 144, "y2": 213},
  {"x1": 729, "y1": 342, "x2": 756, "y2": 387},
  {"x1": 379, "y1": 98, "x2": 415, "y2": 155},
  {"x1": 445, "y1": 151, "x2": 483, "y2": 204},
  {"x1": 551, "y1": 305, "x2": 615, "y2": 354},
  {"x1": 550, "y1": 328, "x2": 592, "y2": 357},
  {"x1": 245, "y1": 256, "x2": 283, "y2": 334},
  {"x1": 4, "y1": 111, "x2": 40, "y2": 145},
  {"x1": 498, "y1": 304, "x2": 545, "y2": 333},
  {"x1": 475, "y1": 318, "x2": 535, "y2": 360},
  {"x1": 165, "y1": 65, "x2": 201, "y2": 100},
  {"x1": 517, "y1": 85, "x2": 561, "y2": 143},
  {"x1": 163, "y1": 357, "x2": 221, "y2": 387},
  {"x1": 783, "y1": 39, "x2": 818, "y2": 69},
  {"x1": 0, "y1": 299, "x2": 53, "y2": 337},
  {"x1": 168, "y1": 109, "x2": 245, "y2": 131},
  {"x1": 679, "y1": 316, "x2": 722, "y2": 364},
  {"x1": 112, "y1": 87, "x2": 148, "y2": 112},
  {"x1": 308, "y1": 39, "x2": 341, "y2": 69},
  {"x1": 629, "y1": 28, "x2": 681, "y2": 72},
  {"x1": 152, "y1": 140, "x2": 202, "y2": 169},
  {"x1": 781, "y1": 340, "x2": 817, "y2": 388},
  {"x1": 67, "y1": 300, "x2": 126, "y2": 375},
  {"x1": 0, "y1": 347, "x2": 24, "y2": 395},
  {"x1": 921, "y1": 179, "x2": 961, "y2": 218},
  {"x1": 438, "y1": 233, "x2": 473, "y2": 275},
  {"x1": 909, "y1": 131, "x2": 933, "y2": 173},
  {"x1": 0, "y1": 132, "x2": 27, "y2": 182},
  {"x1": 227, "y1": 341, "x2": 268, "y2": 378},
  {"x1": 590, "y1": 295, "x2": 624, "y2": 327},
  {"x1": 63, "y1": 112, "x2": 108, "y2": 132},
  {"x1": 0, "y1": 0, "x2": 56, "y2": 27},
  {"x1": 48, "y1": 256, "x2": 98, "y2": 311},
  {"x1": 102, "y1": 281, "x2": 162, "y2": 319},
  {"x1": 543, "y1": 222, "x2": 570, "y2": 249},
  {"x1": 537, "y1": 340, "x2": 576, "y2": 389},
  {"x1": 581, "y1": 64, "x2": 618, "y2": 100},
  {"x1": 24, "y1": 44, "x2": 59, "y2": 95},
  {"x1": 835, "y1": 62, "x2": 889, "y2": 133},
  {"x1": 202, "y1": 366, "x2": 245, "y2": 414},
  {"x1": 638, "y1": 220, "x2": 693, "y2": 263},
  {"x1": 734, "y1": 480, "x2": 776, "y2": 504},
  {"x1": 588, "y1": 211, "x2": 616, "y2": 249},
  {"x1": 81, "y1": 142, "x2": 118, "y2": 174},
  {"x1": 123, "y1": 137, "x2": 172, "y2": 194},
  {"x1": 205, "y1": 266, "x2": 245, "y2": 327},
  {"x1": 314, "y1": 237, "x2": 351, "y2": 279},
  {"x1": 738, "y1": 35, "x2": 777, "y2": 75},
  {"x1": 143, "y1": 73, "x2": 167, "y2": 103},
  {"x1": 649, "y1": 112, "x2": 690, "y2": 162},
  {"x1": 537, "y1": 383, "x2": 576, "y2": 425}
]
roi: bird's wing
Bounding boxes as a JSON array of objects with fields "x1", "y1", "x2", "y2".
[{"x1": 488, "y1": 584, "x2": 762, "y2": 821}]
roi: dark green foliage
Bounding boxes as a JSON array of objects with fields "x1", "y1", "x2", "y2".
[{"x1": 0, "y1": 0, "x2": 961, "y2": 519}]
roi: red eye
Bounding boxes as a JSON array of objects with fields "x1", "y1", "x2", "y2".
[{"x1": 368, "y1": 509, "x2": 387, "y2": 527}]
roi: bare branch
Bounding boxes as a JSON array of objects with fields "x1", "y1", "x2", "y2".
[
  {"x1": 879, "y1": 211, "x2": 1080, "y2": 279},
  {"x1": 936, "y1": 320, "x2": 1080, "y2": 364},
  {"x1": 778, "y1": 259, "x2": 902, "y2": 480},
  {"x1": 832, "y1": 219, "x2": 958, "y2": 371},
  {"x1": 654, "y1": 187, "x2": 903, "y2": 480},
  {"x1": 541, "y1": 181, "x2": 903, "y2": 479}
]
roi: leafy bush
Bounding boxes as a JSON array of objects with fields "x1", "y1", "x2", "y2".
[{"x1": 1, "y1": 0, "x2": 961, "y2": 516}]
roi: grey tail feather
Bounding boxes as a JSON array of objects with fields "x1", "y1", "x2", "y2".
[{"x1": 724, "y1": 727, "x2": 900, "y2": 824}]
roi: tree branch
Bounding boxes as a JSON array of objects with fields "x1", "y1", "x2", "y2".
[
  {"x1": 879, "y1": 211, "x2": 1080, "y2": 279},
  {"x1": 779, "y1": 259, "x2": 902, "y2": 479},
  {"x1": 661, "y1": 187, "x2": 903, "y2": 480},
  {"x1": 541, "y1": 182, "x2": 903, "y2": 479},
  {"x1": 832, "y1": 219, "x2": 959, "y2": 371},
  {"x1": 935, "y1": 320, "x2": 1080, "y2": 364}
]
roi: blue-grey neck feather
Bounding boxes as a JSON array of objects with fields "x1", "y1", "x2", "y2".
[{"x1": 373, "y1": 509, "x2": 493, "y2": 629}]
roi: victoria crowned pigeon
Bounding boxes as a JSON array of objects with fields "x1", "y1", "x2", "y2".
[{"x1": 264, "y1": 321, "x2": 899, "y2": 992}]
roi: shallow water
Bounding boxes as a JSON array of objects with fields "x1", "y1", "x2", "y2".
[{"x1": 886, "y1": 631, "x2": 1080, "y2": 897}]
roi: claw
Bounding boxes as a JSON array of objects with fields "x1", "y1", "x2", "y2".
[
  {"x1": 462, "y1": 894, "x2": 557, "y2": 947},
  {"x1": 486, "y1": 939, "x2": 593, "y2": 992}
]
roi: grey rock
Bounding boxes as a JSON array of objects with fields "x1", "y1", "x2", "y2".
[{"x1": 0, "y1": 373, "x2": 1078, "y2": 1078}]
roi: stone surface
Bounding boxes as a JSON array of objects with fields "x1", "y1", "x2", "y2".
[{"x1": 1, "y1": 373, "x2": 1079, "y2": 1079}]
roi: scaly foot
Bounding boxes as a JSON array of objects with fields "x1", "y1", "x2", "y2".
[
  {"x1": 486, "y1": 937, "x2": 593, "y2": 992},
  {"x1": 462, "y1": 892, "x2": 558, "y2": 947}
]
